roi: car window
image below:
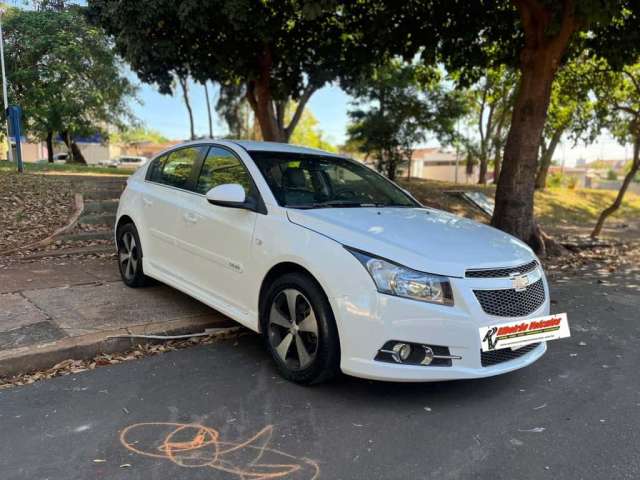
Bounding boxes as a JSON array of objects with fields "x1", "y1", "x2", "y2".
[
  {"x1": 147, "y1": 153, "x2": 168, "y2": 182},
  {"x1": 196, "y1": 147, "x2": 252, "y2": 195},
  {"x1": 250, "y1": 152, "x2": 418, "y2": 208},
  {"x1": 157, "y1": 147, "x2": 201, "y2": 189}
]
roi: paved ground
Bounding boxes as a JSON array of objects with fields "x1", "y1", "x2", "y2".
[
  {"x1": 1, "y1": 266, "x2": 639, "y2": 480},
  {"x1": 0, "y1": 258, "x2": 233, "y2": 372}
]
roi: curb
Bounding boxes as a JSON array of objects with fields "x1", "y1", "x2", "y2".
[
  {"x1": 0, "y1": 316, "x2": 245, "y2": 378},
  {"x1": 18, "y1": 243, "x2": 115, "y2": 260}
]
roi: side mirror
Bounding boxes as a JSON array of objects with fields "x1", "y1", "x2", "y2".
[{"x1": 205, "y1": 184, "x2": 253, "y2": 210}]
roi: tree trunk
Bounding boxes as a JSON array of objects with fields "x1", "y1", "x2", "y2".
[
  {"x1": 203, "y1": 82, "x2": 214, "y2": 138},
  {"x1": 245, "y1": 47, "x2": 315, "y2": 143},
  {"x1": 61, "y1": 130, "x2": 87, "y2": 165},
  {"x1": 591, "y1": 136, "x2": 640, "y2": 238},
  {"x1": 46, "y1": 130, "x2": 54, "y2": 163},
  {"x1": 493, "y1": 150, "x2": 502, "y2": 184},
  {"x1": 491, "y1": 0, "x2": 576, "y2": 254},
  {"x1": 178, "y1": 75, "x2": 196, "y2": 140},
  {"x1": 70, "y1": 142, "x2": 87, "y2": 165},
  {"x1": 478, "y1": 154, "x2": 488, "y2": 184},
  {"x1": 535, "y1": 127, "x2": 564, "y2": 189}
]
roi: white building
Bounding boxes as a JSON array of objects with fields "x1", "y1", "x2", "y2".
[{"x1": 401, "y1": 148, "x2": 479, "y2": 184}]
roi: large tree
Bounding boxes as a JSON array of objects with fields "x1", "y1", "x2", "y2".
[
  {"x1": 4, "y1": 6, "x2": 136, "y2": 163},
  {"x1": 345, "y1": 1, "x2": 640, "y2": 254},
  {"x1": 535, "y1": 56, "x2": 599, "y2": 189},
  {"x1": 590, "y1": 63, "x2": 640, "y2": 238},
  {"x1": 345, "y1": 61, "x2": 466, "y2": 181},
  {"x1": 459, "y1": 65, "x2": 517, "y2": 184},
  {"x1": 88, "y1": 0, "x2": 373, "y2": 143}
]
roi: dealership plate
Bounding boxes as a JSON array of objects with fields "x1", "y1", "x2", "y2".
[{"x1": 479, "y1": 313, "x2": 570, "y2": 352}]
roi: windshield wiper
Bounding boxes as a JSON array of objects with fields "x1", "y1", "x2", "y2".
[{"x1": 289, "y1": 200, "x2": 365, "y2": 209}]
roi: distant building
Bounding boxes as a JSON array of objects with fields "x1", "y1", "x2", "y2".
[
  {"x1": 15, "y1": 138, "x2": 182, "y2": 164},
  {"x1": 401, "y1": 148, "x2": 479, "y2": 184},
  {"x1": 587, "y1": 159, "x2": 627, "y2": 172}
]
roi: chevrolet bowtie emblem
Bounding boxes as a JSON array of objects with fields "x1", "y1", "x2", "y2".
[{"x1": 510, "y1": 273, "x2": 530, "y2": 291}]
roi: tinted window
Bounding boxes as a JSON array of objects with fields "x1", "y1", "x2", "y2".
[
  {"x1": 196, "y1": 147, "x2": 252, "y2": 195},
  {"x1": 250, "y1": 152, "x2": 418, "y2": 208},
  {"x1": 157, "y1": 147, "x2": 201, "y2": 189},
  {"x1": 147, "y1": 153, "x2": 168, "y2": 182}
]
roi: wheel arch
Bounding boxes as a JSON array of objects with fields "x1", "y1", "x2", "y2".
[
  {"x1": 257, "y1": 261, "x2": 331, "y2": 334},
  {"x1": 116, "y1": 214, "x2": 135, "y2": 232}
]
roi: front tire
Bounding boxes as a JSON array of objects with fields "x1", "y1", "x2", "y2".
[
  {"x1": 261, "y1": 272, "x2": 340, "y2": 385},
  {"x1": 116, "y1": 222, "x2": 150, "y2": 288}
]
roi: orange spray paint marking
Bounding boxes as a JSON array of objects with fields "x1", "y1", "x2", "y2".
[{"x1": 119, "y1": 422, "x2": 320, "y2": 479}]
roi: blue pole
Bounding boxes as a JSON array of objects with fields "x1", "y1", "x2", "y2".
[{"x1": 7, "y1": 105, "x2": 23, "y2": 173}]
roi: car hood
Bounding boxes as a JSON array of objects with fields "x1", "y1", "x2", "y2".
[{"x1": 286, "y1": 207, "x2": 535, "y2": 278}]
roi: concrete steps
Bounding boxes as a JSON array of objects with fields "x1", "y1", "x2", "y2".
[
  {"x1": 57, "y1": 231, "x2": 112, "y2": 243},
  {"x1": 83, "y1": 200, "x2": 119, "y2": 215},
  {"x1": 78, "y1": 213, "x2": 116, "y2": 228}
]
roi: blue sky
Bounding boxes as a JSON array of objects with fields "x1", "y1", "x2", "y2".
[
  {"x1": 131, "y1": 76, "x2": 629, "y2": 165},
  {"x1": 131, "y1": 77, "x2": 352, "y2": 145}
]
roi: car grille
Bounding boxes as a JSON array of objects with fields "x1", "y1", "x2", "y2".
[
  {"x1": 474, "y1": 279, "x2": 545, "y2": 317},
  {"x1": 481, "y1": 343, "x2": 540, "y2": 367},
  {"x1": 466, "y1": 259, "x2": 539, "y2": 278}
]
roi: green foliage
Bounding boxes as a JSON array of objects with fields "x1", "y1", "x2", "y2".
[
  {"x1": 591, "y1": 63, "x2": 640, "y2": 146},
  {"x1": 458, "y1": 64, "x2": 517, "y2": 181},
  {"x1": 547, "y1": 173, "x2": 566, "y2": 188},
  {"x1": 545, "y1": 56, "x2": 605, "y2": 146},
  {"x1": 346, "y1": 61, "x2": 466, "y2": 180},
  {"x1": 3, "y1": 7, "x2": 137, "y2": 142},
  {"x1": 88, "y1": 0, "x2": 378, "y2": 141},
  {"x1": 288, "y1": 107, "x2": 336, "y2": 152},
  {"x1": 111, "y1": 127, "x2": 169, "y2": 145},
  {"x1": 606, "y1": 169, "x2": 619, "y2": 181},
  {"x1": 343, "y1": 2, "x2": 640, "y2": 84}
]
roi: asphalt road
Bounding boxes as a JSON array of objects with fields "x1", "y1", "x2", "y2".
[{"x1": 1, "y1": 273, "x2": 639, "y2": 480}]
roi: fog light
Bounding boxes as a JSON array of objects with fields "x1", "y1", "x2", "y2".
[
  {"x1": 421, "y1": 346, "x2": 434, "y2": 365},
  {"x1": 392, "y1": 343, "x2": 412, "y2": 363}
]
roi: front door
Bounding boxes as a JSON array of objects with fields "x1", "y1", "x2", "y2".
[{"x1": 177, "y1": 146, "x2": 259, "y2": 316}]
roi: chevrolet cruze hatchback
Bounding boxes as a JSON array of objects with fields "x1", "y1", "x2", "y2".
[{"x1": 115, "y1": 140, "x2": 549, "y2": 384}]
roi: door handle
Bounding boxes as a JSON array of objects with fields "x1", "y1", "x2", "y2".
[
  {"x1": 142, "y1": 197, "x2": 153, "y2": 206},
  {"x1": 183, "y1": 212, "x2": 198, "y2": 224}
]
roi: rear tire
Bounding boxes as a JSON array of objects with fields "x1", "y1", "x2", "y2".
[
  {"x1": 261, "y1": 272, "x2": 340, "y2": 385},
  {"x1": 116, "y1": 222, "x2": 151, "y2": 288}
]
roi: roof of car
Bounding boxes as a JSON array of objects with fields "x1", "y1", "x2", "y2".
[
  {"x1": 228, "y1": 140, "x2": 341, "y2": 157},
  {"x1": 153, "y1": 139, "x2": 344, "y2": 159}
]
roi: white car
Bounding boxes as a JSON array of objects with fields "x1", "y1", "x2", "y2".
[
  {"x1": 115, "y1": 140, "x2": 549, "y2": 384},
  {"x1": 116, "y1": 155, "x2": 148, "y2": 169}
]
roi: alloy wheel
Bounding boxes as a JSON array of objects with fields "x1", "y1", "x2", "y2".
[
  {"x1": 268, "y1": 288, "x2": 319, "y2": 370},
  {"x1": 119, "y1": 231, "x2": 139, "y2": 281}
]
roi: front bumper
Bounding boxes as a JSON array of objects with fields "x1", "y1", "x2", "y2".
[{"x1": 332, "y1": 272, "x2": 550, "y2": 382}]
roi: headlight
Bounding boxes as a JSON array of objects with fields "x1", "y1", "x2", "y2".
[{"x1": 346, "y1": 248, "x2": 454, "y2": 306}]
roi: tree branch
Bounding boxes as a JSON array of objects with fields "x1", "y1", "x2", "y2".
[
  {"x1": 513, "y1": 0, "x2": 551, "y2": 44},
  {"x1": 245, "y1": 80, "x2": 258, "y2": 113},
  {"x1": 284, "y1": 83, "x2": 317, "y2": 141},
  {"x1": 549, "y1": 0, "x2": 578, "y2": 54},
  {"x1": 275, "y1": 101, "x2": 286, "y2": 132},
  {"x1": 622, "y1": 68, "x2": 640, "y2": 96}
]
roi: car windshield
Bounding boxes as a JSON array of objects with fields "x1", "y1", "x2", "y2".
[{"x1": 250, "y1": 152, "x2": 419, "y2": 209}]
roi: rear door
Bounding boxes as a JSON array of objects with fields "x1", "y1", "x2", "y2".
[
  {"x1": 139, "y1": 146, "x2": 205, "y2": 280},
  {"x1": 177, "y1": 145, "x2": 260, "y2": 315}
]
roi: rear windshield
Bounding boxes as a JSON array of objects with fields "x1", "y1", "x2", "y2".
[{"x1": 249, "y1": 151, "x2": 419, "y2": 209}]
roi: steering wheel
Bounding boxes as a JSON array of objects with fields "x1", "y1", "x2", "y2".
[{"x1": 333, "y1": 189, "x2": 357, "y2": 200}]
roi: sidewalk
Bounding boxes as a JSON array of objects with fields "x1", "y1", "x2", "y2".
[{"x1": 0, "y1": 257, "x2": 237, "y2": 377}]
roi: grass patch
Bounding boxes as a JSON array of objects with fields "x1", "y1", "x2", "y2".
[
  {"x1": 401, "y1": 178, "x2": 640, "y2": 227},
  {"x1": 535, "y1": 187, "x2": 640, "y2": 225},
  {"x1": 0, "y1": 160, "x2": 129, "y2": 176}
]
